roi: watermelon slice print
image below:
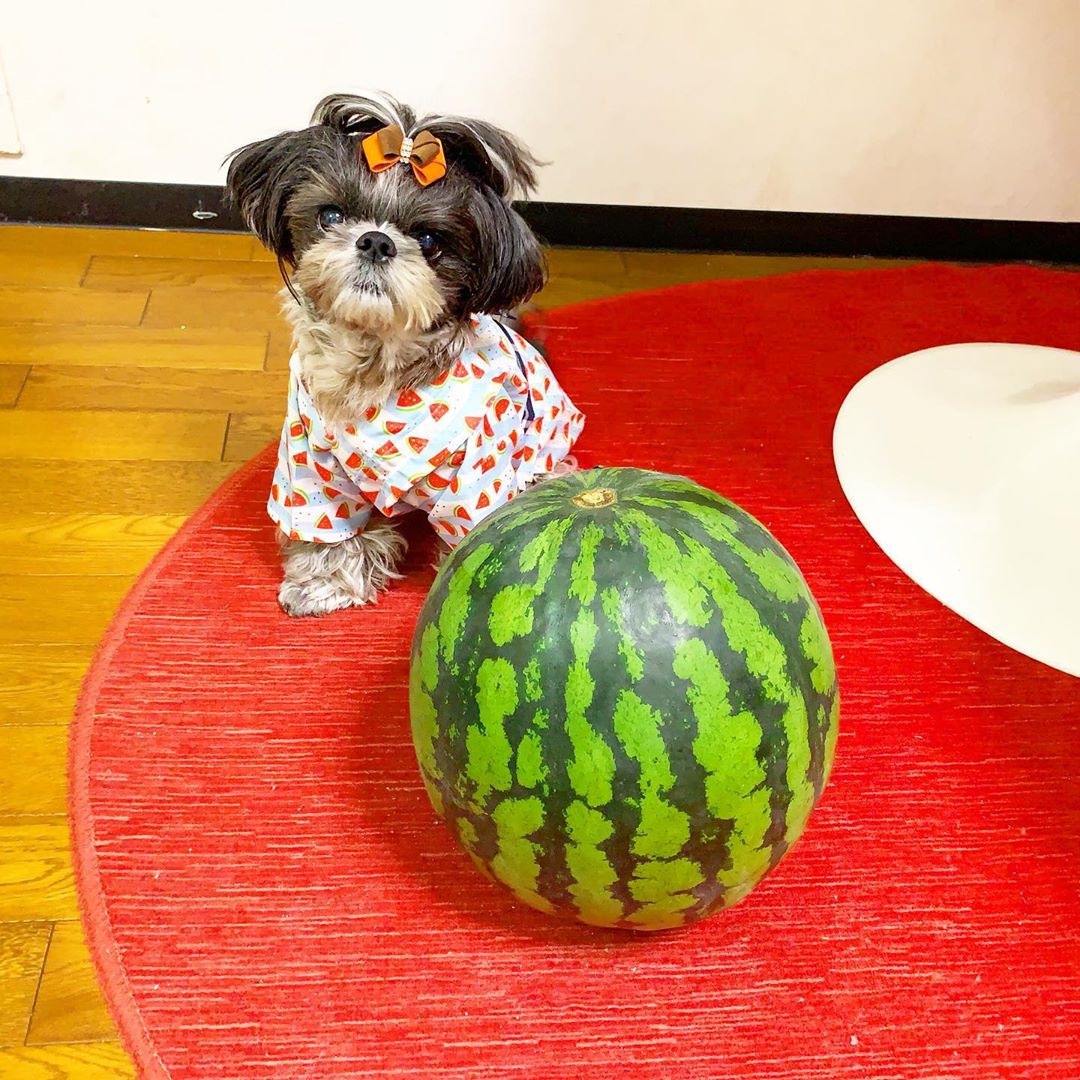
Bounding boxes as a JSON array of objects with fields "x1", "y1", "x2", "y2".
[
  {"x1": 455, "y1": 507, "x2": 472, "y2": 522},
  {"x1": 289, "y1": 421, "x2": 304, "y2": 438},
  {"x1": 429, "y1": 402, "x2": 450, "y2": 421},
  {"x1": 335, "y1": 503, "x2": 351, "y2": 519},
  {"x1": 345, "y1": 452, "x2": 362, "y2": 469},
  {"x1": 465, "y1": 416, "x2": 481, "y2": 431},
  {"x1": 476, "y1": 491, "x2": 491, "y2": 509},
  {"x1": 396, "y1": 387, "x2": 423, "y2": 410},
  {"x1": 375, "y1": 440, "x2": 399, "y2": 458},
  {"x1": 452, "y1": 359, "x2": 469, "y2": 379},
  {"x1": 315, "y1": 514, "x2": 333, "y2": 530},
  {"x1": 449, "y1": 449, "x2": 466, "y2": 467},
  {"x1": 364, "y1": 406, "x2": 380, "y2": 423},
  {"x1": 291, "y1": 490, "x2": 307, "y2": 506},
  {"x1": 314, "y1": 462, "x2": 334, "y2": 482},
  {"x1": 324, "y1": 486, "x2": 342, "y2": 500},
  {"x1": 494, "y1": 398, "x2": 511, "y2": 421},
  {"x1": 483, "y1": 416, "x2": 495, "y2": 438},
  {"x1": 431, "y1": 369, "x2": 449, "y2": 388},
  {"x1": 428, "y1": 448, "x2": 451, "y2": 469},
  {"x1": 292, "y1": 451, "x2": 308, "y2": 466},
  {"x1": 408, "y1": 436, "x2": 429, "y2": 453},
  {"x1": 384, "y1": 420, "x2": 406, "y2": 435}
]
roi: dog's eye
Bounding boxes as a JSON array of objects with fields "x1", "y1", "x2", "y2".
[
  {"x1": 317, "y1": 206, "x2": 345, "y2": 230},
  {"x1": 415, "y1": 233, "x2": 441, "y2": 259}
]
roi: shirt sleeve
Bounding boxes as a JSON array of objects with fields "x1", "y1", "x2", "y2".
[{"x1": 267, "y1": 407, "x2": 373, "y2": 544}]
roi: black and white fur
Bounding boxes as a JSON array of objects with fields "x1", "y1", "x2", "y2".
[{"x1": 225, "y1": 93, "x2": 547, "y2": 616}]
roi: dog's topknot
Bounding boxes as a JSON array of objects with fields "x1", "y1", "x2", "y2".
[{"x1": 311, "y1": 92, "x2": 541, "y2": 200}]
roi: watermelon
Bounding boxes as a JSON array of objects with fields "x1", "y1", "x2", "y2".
[{"x1": 409, "y1": 468, "x2": 839, "y2": 931}]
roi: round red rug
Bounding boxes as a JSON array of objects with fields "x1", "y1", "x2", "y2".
[{"x1": 72, "y1": 264, "x2": 1080, "y2": 1079}]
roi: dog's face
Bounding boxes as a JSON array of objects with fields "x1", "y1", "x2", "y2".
[{"x1": 225, "y1": 94, "x2": 546, "y2": 337}]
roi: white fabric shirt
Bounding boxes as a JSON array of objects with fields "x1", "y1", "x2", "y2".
[{"x1": 267, "y1": 314, "x2": 585, "y2": 547}]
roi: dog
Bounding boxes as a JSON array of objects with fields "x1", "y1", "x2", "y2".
[{"x1": 225, "y1": 93, "x2": 584, "y2": 616}]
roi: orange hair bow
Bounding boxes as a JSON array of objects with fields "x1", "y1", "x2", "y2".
[{"x1": 361, "y1": 125, "x2": 447, "y2": 187}]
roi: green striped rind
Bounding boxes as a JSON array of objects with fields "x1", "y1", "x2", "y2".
[{"x1": 409, "y1": 467, "x2": 839, "y2": 931}]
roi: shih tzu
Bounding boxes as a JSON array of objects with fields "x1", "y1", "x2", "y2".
[{"x1": 225, "y1": 93, "x2": 584, "y2": 616}]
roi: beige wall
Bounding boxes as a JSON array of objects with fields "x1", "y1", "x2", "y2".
[{"x1": 2, "y1": 0, "x2": 1077, "y2": 221}]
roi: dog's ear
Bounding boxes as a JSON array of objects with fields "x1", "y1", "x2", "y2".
[
  {"x1": 421, "y1": 115, "x2": 541, "y2": 199},
  {"x1": 224, "y1": 127, "x2": 330, "y2": 263},
  {"x1": 464, "y1": 188, "x2": 546, "y2": 314}
]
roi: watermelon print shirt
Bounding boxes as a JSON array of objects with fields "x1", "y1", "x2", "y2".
[{"x1": 267, "y1": 315, "x2": 585, "y2": 547}]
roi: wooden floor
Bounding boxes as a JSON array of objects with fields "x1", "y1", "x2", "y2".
[{"x1": 0, "y1": 224, "x2": 916, "y2": 1077}]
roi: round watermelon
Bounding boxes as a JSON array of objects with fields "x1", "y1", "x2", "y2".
[{"x1": 409, "y1": 467, "x2": 839, "y2": 930}]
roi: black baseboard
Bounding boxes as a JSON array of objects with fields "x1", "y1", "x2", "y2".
[{"x1": 2, "y1": 175, "x2": 1077, "y2": 263}]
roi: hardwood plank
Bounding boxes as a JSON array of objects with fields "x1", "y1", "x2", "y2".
[
  {"x1": 0, "y1": 223, "x2": 252, "y2": 261},
  {"x1": 0, "y1": 512, "x2": 182, "y2": 577},
  {"x1": 141, "y1": 286, "x2": 285, "y2": 331},
  {"x1": 20, "y1": 365, "x2": 289, "y2": 413},
  {"x1": 0, "y1": 819, "x2": 77, "y2": 921},
  {"x1": 620, "y1": 250, "x2": 918, "y2": 286},
  {"x1": 0, "y1": 325, "x2": 268, "y2": 370},
  {"x1": 0, "y1": 365, "x2": 28, "y2": 406},
  {"x1": 84, "y1": 255, "x2": 281, "y2": 293},
  {"x1": 0, "y1": 289, "x2": 148, "y2": 328},
  {"x1": 0, "y1": 1043, "x2": 133, "y2": 1078},
  {"x1": 535, "y1": 247, "x2": 630, "y2": 308},
  {"x1": 26, "y1": 921, "x2": 113, "y2": 1046},
  {"x1": 0, "y1": 410, "x2": 228, "y2": 462},
  {"x1": 3, "y1": 461, "x2": 238, "y2": 515},
  {"x1": 223, "y1": 414, "x2": 281, "y2": 462},
  {"x1": 0, "y1": 254, "x2": 90, "y2": 289},
  {"x1": 0, "y1": 576, "x2": 135, "y2": 647},
  {"x1": 534, "y1": 277, "x2": 626, "y2": 308},
  {"x1": 0, "y1": 728, "x2": 67, "y2": 815},
  {"x1": 248, "y1": 237, "x2": 276, "y2": 261},
  {"x1": 0, "y1": 646, "x2": 95, "y2": 727},
  {"x1": 545, "y1": 248, "x2": 628, "y2": 277},
  {"x1": 264, "y1": 328, "x2": 294, "y2": 370},
  {"x1": 0, "y1": 922, "x2": 51, "y2": 1045}
]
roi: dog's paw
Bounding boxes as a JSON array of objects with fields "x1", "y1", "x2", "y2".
[{"x1": 277, "y1": 576, "x2": 370, "y2": 617}]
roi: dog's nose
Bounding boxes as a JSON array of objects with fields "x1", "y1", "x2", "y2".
[{"x1": 356, "y1": 231, "x2": 397, "y2": 263}]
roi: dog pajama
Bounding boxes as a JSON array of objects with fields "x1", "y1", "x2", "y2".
[{"x1": 267, "y1": 314, "x2": 585, "y2": 546}]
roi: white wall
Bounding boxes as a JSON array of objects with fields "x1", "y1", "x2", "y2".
[{"x1": 3, "y1": 0, "x2": 1078, "y2": 221}]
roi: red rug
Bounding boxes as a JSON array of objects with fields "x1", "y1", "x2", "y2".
[{"x1": 72, "y1": 263, "x2": 1080, "y2": 1079}]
